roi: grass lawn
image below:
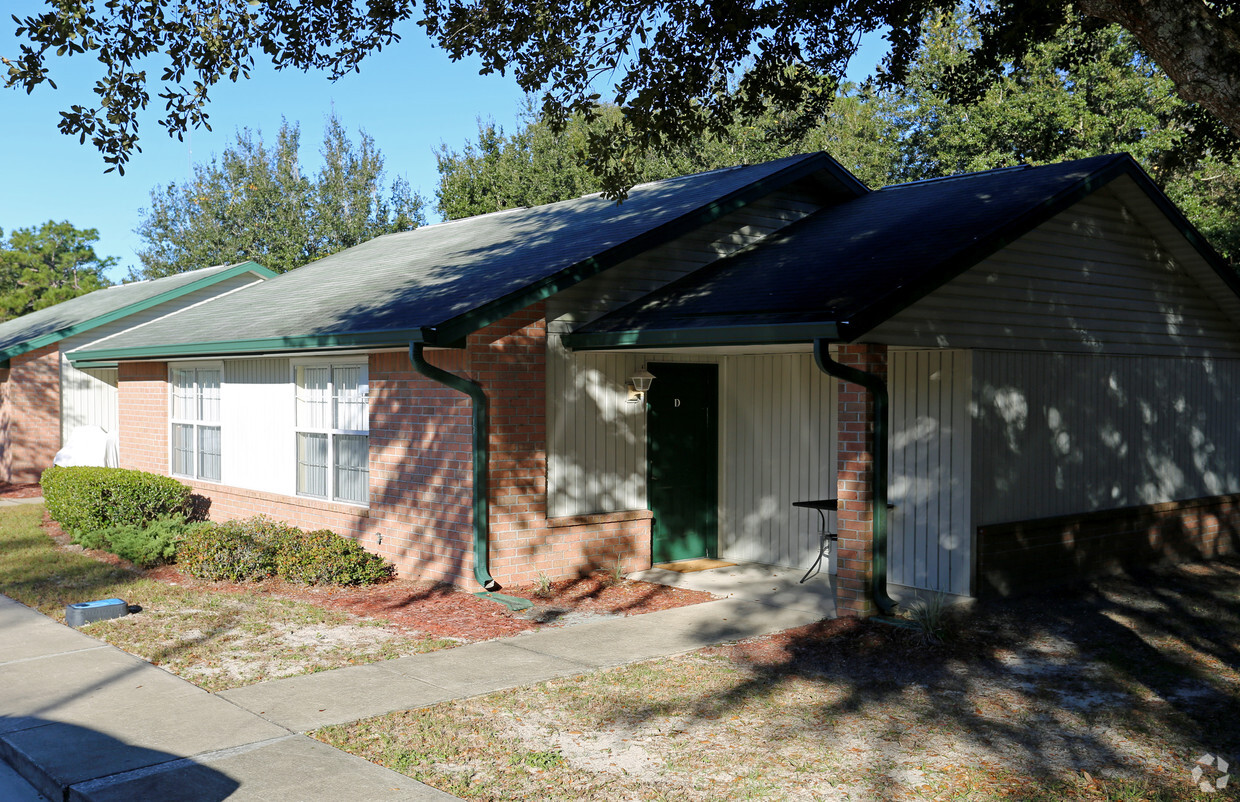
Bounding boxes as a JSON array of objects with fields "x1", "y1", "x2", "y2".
[
  {"x1": 0, "y1": 505, "x2": 457, "y2": 691},
  {"x1": 316, "y1": 558, "x2": 1240, "y2": 801}
]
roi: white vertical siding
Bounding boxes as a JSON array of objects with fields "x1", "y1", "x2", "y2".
[
  {"x1": 869, "y1": 188, "x2": 1240, "y2": 357},
  {"x1": 971, "y1": 350, "x2": 1240, "y2": 526},
  {"x1": 546, "y1": 335, "x2": 649, "y2": 517},
  {"x1": 718, "y1": 353, "x2": 837, "y2": 568},
  {"x1": 887, "y1": 350, "x2": 972, "y2": 595},
  {"x1": 220, "y1": 358, "x2": 293, "y2": 494},
  {"x1": 548, "y1": 343, "x2": 840, "y2": 570},
  {"x1": 59, "y1": 350, "x2": 118, "y2": 438}
]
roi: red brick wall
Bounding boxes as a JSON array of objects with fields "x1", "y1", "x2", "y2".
[
  {"x1": 117, "y1": 362, "x2": 170, "y2": 473},
  {"x1": 2, "y1": 345, "x2": 62, "y2": 483},
  {"x1": 834, "y1": 343, "x2": 887, "y2": 618},
  {"x1": 113, "y1": 306, "x2": 652, "y2": 589},
  {"x1": 468, "y1": 305, "x2": 652, "y2": 585},
  {"x1": 976, "y1": 493, "x2": 1240, "y2": 597}
]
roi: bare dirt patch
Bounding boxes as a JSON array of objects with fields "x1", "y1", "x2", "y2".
[
  {"x1": 0, "y1": 482, "x2": 42, "y2": 499},
  {"x1": 318, "y1": 559, "x2": 1240, "y2": 801}
]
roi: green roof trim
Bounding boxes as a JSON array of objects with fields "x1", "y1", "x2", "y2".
[
  {"x1": 68, "y1": 327, "x2": 420, "y2": 364},
  {"x1": 563, "y1": 322, "x2": 840, "y2": 350},
  {"x1": 1, "y1": 261, "x2": 275, "y2": 362},
  {"x1": 423, "y1": 154, "x2": 858, "y2": 346}
]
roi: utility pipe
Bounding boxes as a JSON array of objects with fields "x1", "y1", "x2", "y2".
[
  {"x1": 409, "y1": 342, "x2": 501, "y2": 592},
  {"x1": 813, "y1": 339, "x2": 898, "y2": 615}
]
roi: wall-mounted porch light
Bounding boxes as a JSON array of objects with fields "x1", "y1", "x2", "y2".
[{"x1": 627, "y1": 366, "x2": 655, "y2": 404}]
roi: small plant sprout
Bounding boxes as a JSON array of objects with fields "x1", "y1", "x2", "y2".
[
  {"x1": 609, "y1": 560, "x2": 625, "y2": 587},
  {"x1": 533, "y1": 572, "x2": 554, "y2": 599},
  {"x1": 907, "y1": 592, "x2": 950, "y2": 645}
]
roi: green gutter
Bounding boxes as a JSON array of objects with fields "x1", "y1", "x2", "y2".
[
  {"x1": 407, "y1": 343, "x2": 532, "y2": 611},
  {"x1": 813, "y1": 339, "x2": 897, "y2": 616},
  {"x1": 1, "y1": 261, "x2": 275, "y2": 362},
  {"x1": 563, "y1": 322, "x2": 839, "y2": 351}
]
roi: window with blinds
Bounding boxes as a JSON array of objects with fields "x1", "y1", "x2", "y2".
[
  {"x1": 169, "y1": 365, "x2": 222, "y2": 481},
  {"x1": 294, "y1": 362, "x2": 369, "y2": 504}
]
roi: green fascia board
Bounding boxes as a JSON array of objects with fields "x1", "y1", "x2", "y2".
[
  {"x1": 69, "y1": 327, "x2": 423, "y2": 364},
  {"x1": 1, "y1": 261, "x2": 275, "y2": 362},
  {"x1": 838, "y1": 155, "x2": 1221, "y2": 342},
  {"x1": 563, "y1": 322, "x2": 841, "y2": 351},
  {"x1": 424, "y1": 154, "x2": 862, "y2": 347}
]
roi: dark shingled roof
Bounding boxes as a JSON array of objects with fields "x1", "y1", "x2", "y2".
[
  {"x1": 0, "y1": 262, "x2": 273, "y2": 362},
  {"x1": 73, "y1": 153, "x2": 860, "y2": 361},
  {"x1": 567, "y1": 154, "x2": 1233, "y2": 347}
]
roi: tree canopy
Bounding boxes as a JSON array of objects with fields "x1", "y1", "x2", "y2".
[
  {"x1": 437, "y1": 13, "x2": 1240, "y2": 262},
  {"x1": 0, "y1": 221, "x2": 114, "y2": 322},
  {"x1": 6, "y1": 1, "x2": 1239, "y2": 195},
  {"x1": 134, "y1": 114, "x2": 426, "y2": 278}
]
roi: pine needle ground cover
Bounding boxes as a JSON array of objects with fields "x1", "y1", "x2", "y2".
[{"x1": 317, "y1": 559, "x2": 1240, "y2": 801}]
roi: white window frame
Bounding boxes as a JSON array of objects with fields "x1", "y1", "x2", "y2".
[
  {"x1": 291, "y1": 357, "x2": 370, "y2": 505},
  {"x1": 168, "y1": 362, "x2": 223, "y2": 482}
]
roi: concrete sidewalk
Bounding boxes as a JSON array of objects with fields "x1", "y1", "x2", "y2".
[
  {"x1": 0, "y1": 497, "x2": 44, "y2": 508},
  {"x1": 1, "y1": 589, "x2": 821, "y2": 799},
  {"x1": 0, "y1": 594, "x2": 455, "y2": 801}
]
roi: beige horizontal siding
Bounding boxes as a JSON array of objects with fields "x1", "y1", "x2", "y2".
[{"x1": 872, "y1": 188, "x2": 1240, "y2": 357}]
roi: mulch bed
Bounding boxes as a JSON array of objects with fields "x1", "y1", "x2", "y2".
[
  {"x1": 0, "y1": 482, "x2": 42, "y2": 499},
  {"x1": 40, "y1": 512, "x2": 717, "y2": 642}
]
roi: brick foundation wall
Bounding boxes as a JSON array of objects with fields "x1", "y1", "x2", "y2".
[
  {"x1": 834, "y1": 343, "x2": 887, "y2": 618},
  {"x1": 113, "y1": 305, "x2": 652, "y2": 589},
  {"x1": 976, "y1": 493, "x2": 1240, "y2": 597},
  {"x1": 3, "y1": 345, "x2": 62, "y2": 483}
]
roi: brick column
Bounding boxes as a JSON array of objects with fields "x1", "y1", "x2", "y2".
[
  {"x1": 117, "y1": 362, "x2": 169, "y2": 473},
  {"x1": 6, "y1": 344, "x2": 62, "y2": 483},
  {"x1": 834, "y1": 343, "x2": 887, "y2": 618}
]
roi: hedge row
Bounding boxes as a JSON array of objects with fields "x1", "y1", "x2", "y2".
[
  {"x1": 41, "y1": 466, "x2": 191, "y2": 536},
  {"x1": 41, "y1": 467, "x2": 394, "y2": 586}
]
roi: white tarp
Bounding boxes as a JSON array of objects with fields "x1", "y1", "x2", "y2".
[{"x1": 53, "y1": 426, "x2": 119, "y2": 468}]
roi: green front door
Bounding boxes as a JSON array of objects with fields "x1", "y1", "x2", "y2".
[{"x1": 647, "y1": 362, "x2": 718, "y2": 563}]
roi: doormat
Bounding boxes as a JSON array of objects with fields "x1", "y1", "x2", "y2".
[{"x1": 654, "y1": 558, "x2": 737, "y2": 573}]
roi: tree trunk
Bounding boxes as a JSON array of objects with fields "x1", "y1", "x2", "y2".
[{"x1": 1078, "y1": 0, "x2": 1240, "y2": 138}]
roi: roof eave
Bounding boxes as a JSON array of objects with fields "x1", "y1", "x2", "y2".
[
  {"x1": 837, "y1": 155, "x2": 1178, "y2": 342},
  {"x1": 0, "y1": 261, "x2": 275, "y2": 362},
  {"x1": 424, "y1": 154, "x2": 865, "y2": 347},
  {"x1": 68, "y1": 327, "x2": 421, "y2": 364},
  {"x1": 562, "y1": 321, "x2": 840, "y2": 351}
]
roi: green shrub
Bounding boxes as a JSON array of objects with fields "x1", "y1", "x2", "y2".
[
  {"x1": 72, "y1": 515, "x2": 206, "y2": 568},
  {"x1": 176, "y1": 521, "x2": 273, "y2": 582},
  {"x1": 272, "y1": 527, "x2": 395, "y2": 586},
  {"x1": 176, "y1": 515, "x2": 393, "y2": 586},
  {"x1": 41, "y1": 467, "x2": 191, "y2": 536}
]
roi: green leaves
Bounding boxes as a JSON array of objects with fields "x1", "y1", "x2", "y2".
[
  {"x1": 134, "y1": 114, "x2": 427, "y2": 278},
  {"x1": 0, "y1": 220, "x2": 115, "y2": 322}
]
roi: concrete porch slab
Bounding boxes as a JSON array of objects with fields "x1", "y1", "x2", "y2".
[{"x1": 631, "y1": 562, "x2": 839, "y2": 618}]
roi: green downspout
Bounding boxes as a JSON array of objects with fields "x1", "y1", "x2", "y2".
[
  {"x1": 813, "y1": 339, "x2": 898, "y2": 616},
  {"x1": 410, "y1": 343, "x2": 532, "y2": 611}
]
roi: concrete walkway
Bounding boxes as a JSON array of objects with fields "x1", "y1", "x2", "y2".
[
  {"x1": 0, "y1": 497, "x2": 45, "y2": 508},
  {"x1": 1, "y1": 587, "x2": 822, "y2": 800}
]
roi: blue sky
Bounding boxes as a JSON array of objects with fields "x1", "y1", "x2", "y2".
[{"x1": 1, "y1": 13, "x2": 889, "y2": 282}]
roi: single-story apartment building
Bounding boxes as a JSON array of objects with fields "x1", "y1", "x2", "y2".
[
  {"x1": 69, "y1": 152, "x2": 1240, "y2": 616},
  {"x1": 0, "y1": 263, "x2": 274, "y2": 483}
]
